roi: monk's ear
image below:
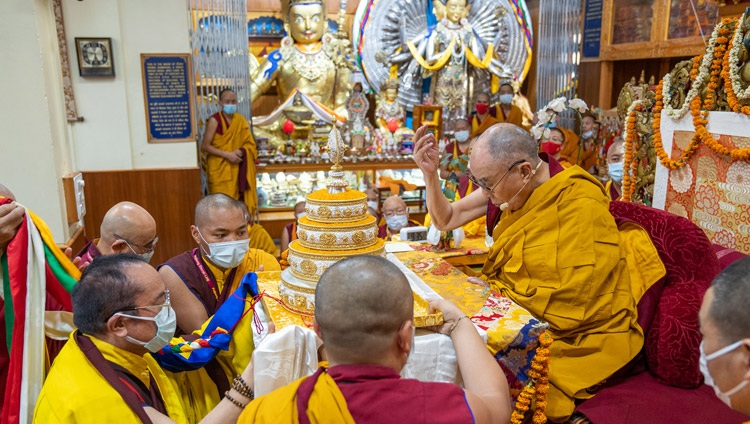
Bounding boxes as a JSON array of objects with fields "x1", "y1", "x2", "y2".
[
  {"x1": 397, "y1": 320, "x2": 414, "y2": 355},
  {"x1": 107, "y1": 314, "x2": 129, "y2": 337},
  {"x1": 110, "y1": 240, "x2": 129, "y2": 254},
  {"x1": 312, "y1": 317, "x2": 323, "y2": 340},
  {"x1": 190, "y1": 225, "x2": 202, "y2": 245}
]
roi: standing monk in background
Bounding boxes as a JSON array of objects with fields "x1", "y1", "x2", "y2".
[{"x1": 202, "y1": 89, "x2": 258, "y2": 216}]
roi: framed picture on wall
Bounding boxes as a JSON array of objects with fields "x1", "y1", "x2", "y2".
[{"x1": 75, "y1": 37, "x2": 115, "y2": 77}]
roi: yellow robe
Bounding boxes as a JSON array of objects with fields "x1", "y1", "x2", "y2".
[
  {"x1": 204, "y1": 113, "x2": 259, "y2": 215},
  {"x1": 238, "y1": 371, "x2": 355, "y2": 424},
  {"x1": 34, "y1": 335, "x2": 196, "y2": 423},
  {"x1": 471, "y1": 114, "x2": 500, "y2": 138},
  {"x1": 248, "y1": 223, "x2": 277, "y2": 256},
  {"x1": 559, "y1": 129, "x2": 597, "y2": 172},
  {"x1": 495, "y1": 104, "x2": 528, "y2": 130},
  {"x1": 481, "y1": 165, "x2": 665, "y2": 421}
]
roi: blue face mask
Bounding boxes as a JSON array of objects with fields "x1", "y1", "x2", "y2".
[
  {"x1": 499, "y1": 94, "x2": 514, "y2": 105},
  {"x1": 543, "y1": 120, "x2": 557, "y2": 129},
  {"x1": 223, "y1": 104, "x2": 237, "y2": 115},
  {"x1": 608, "y1": 161, "x2": 624, "y2": 183}
]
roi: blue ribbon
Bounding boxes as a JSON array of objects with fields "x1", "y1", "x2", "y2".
[{"x1": 153, "y1": 272, "x2": 259, "y2": 372}]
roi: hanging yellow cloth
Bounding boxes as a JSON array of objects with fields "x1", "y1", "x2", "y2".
[{"x1": 204, "y1": 113, "x2": 258, "y2": 215}]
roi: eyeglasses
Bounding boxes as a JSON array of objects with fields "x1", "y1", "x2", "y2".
[
  {"x1": 114, "y1": 233, "x2": 159, "y2": 253},
  {"x1": 109, "y1": 289, "x2": 170, "y2": 319},
  {"x1": 468, "y1": 159, "x2": 526, "y2": 192},
  {"x1": 382, "y1": 208, "x2": 407, "y2": 218}
]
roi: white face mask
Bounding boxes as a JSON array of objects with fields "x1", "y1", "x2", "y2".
[
  {"x1": 582, "y1": 130, "x2": 595, "y2": 139},
  {"x1": 297, "y1": 212, "x2": 307, "y2": 219},
  {"x1": 197, "y1": 229, "x2": 249, "y2": 269},
  {"x1": 367, "y1": 200, "x2": 379, "y2": 211},
  {"x1": 499, "y1": 94, "x2": 514, "y2": 104},
  {"x1": 454, "y1": 130, "x2": 470, "y2": 142},
  {"x1": 116, "y1": 305, "x2": 177, "y2": 353},
  {"x1": 120, "y1": 239, "x2": 156, "y2": 263},
  {"x1": 700, "y1": 340, "x2": 749, "y2": 408},
  {"x1": 386, "y1": 214, "x2": 408, "y2": 231}
]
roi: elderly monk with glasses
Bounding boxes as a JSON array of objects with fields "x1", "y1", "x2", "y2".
[{"x1": 412, "y1": 123, "x2": 666, "y2": 422}]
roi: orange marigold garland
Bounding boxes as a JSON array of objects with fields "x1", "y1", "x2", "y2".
[
  {"x1": 652, "y1": 77, "x2": 701, "y2": 170},
  {"x1": 510, "y1": 331, "x2": 553, "y2": 424},
  {"x1": 622, "y1": 103, "x2": 641, "y2": 202},
  {"x1": 694, "y1": 20, "x2": 750, "y2": 162}
]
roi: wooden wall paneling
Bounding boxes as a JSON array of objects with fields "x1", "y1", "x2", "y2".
[
  {"x1": 599, "y1": 61, "x2": 613, "y2": 109},
  {"x1": 81, "y1": 168, "x2": 202, "y2": 266},
  {"x1": 608, "y1": 59, "x2": 664, "y2": 109},
  {"x1": 577, "y1": 60, "x2": 602, "y2": 108}
]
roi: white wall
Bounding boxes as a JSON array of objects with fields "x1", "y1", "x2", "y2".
[
  {"x1": 64, "y1": 0, "x2": 197, "y2": 170},
  {"x1": 0, "y1": 0, "x2": 196, "y2": 242},
  {"x1": 0, "y1": 0, "x2": 69, "y2": 240}
]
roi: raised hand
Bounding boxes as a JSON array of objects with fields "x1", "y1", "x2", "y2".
[{"x1": 412, "y1": 124, "x2": 441, "y2": 175}]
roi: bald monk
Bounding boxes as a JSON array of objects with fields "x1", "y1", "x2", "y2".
[
  {"x1": 378, "y1": 195, "x2": 420, "y2": 240},
  {"x1": 202, "y1": 89, "x2": 258, "y2": 216},
  {"x1": 239, "y1": 255, "x2": 511, "y2": 423},
  {"x1": 76, "y1": 201, "x2": 158, "y2": 266},
  {"x1": 158, "y1": 193, "x2": 280, "y2": 335},
  {"x1": 413, "y1": 123, "x2": 665, "y2": 422}
]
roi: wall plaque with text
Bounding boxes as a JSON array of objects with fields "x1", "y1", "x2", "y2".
[
  {"x1": 141, "y1": 54, "x2": 196, "y2": 143},
  {"x1": 582, "y1": 0, "x2": 603, "y2": 58}
]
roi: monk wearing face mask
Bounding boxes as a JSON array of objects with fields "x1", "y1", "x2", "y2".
[
  {"x1": 158, "y1": 193, "x2": 280, "y2": 336},
  {"x1": 491, "y1": 83, "x2": 527, "y2": 130},
  {"x1": 440, "y1": 119, "x2": 475, "y2": 199},
  {"x1": 470, "y1": 93, "x2": 499, "y2": 138}
]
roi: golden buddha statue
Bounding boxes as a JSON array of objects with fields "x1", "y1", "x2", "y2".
[
  {"x1": 375, "y1": 78, "x2": 414, "y2": 140},
  {"x1": 250, "y1": 0, "x2": 355, "y2": 118}
]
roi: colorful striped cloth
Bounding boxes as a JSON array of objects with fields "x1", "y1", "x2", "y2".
[{"x1": 1, "y1": 197, "x2": 80, "y2": 424}]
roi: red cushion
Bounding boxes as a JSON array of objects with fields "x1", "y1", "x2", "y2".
[
  {"x1": 576, "y1": 371, "x2": 748, "y2": 423},
  {"x1": 609, "y1": 202, "x2": 720, "y2": 388}
]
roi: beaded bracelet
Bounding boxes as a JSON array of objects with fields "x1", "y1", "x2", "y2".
[
  {"x1": 232, "y1": 375, "x2": 255, "y2": 400},
  {"x1": 449, "y1": 315, "x2": 470, "y2": 336},
  {"x1": 224, "y1": 391, "x2": 247, "y2": 409}
]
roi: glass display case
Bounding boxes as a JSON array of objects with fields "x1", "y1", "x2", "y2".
[
  {"x1": 256, "y1": 161, "x2": 427, "y2": 240},
  {"x1": 611, "y1": 0, "x2": 654, "y2": 45},
  {"x1": 667, "y1": 0, "x2": 719, "y2": 39}
]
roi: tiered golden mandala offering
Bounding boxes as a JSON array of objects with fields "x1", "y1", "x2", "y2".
[{"x1": 278, "y1": 128, "x2": 385, "y2": 316}]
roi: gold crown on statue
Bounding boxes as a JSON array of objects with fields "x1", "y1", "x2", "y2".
[
  {"x1": 381, "y1": 77, "x2": 399, "y2": 91},
  {"x1": 288, "y1": 0, "x2": 325, "y2": 7}
]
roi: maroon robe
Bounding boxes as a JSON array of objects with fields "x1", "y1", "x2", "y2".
[
  {"x1": 157, "y1": 249, "x2": 237, "y2": 330},
  {"x1": 296, "y1": 365, "x2": 474, "y2": 423},
  {"x1": 76, "y1": 239, "x2": 102, "y2": 265},
  {"x1": 378, "y1": 220, "x2": 421, "y2": 240}
]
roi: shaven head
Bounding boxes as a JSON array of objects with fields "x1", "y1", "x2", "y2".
[
  {"x1": 194, "y1": 194, "x2": 246, "y2": 227},
  {"x1": 99, "y1": 202, "x2": 157, "y2": 251},
  {"x1": 315, "y1": 256, "x2": 413, "y2": 364},
  {"x1": 0, "y1": 184, "x2": 15, "y2": 200},
  {"x1": 477, "y1": 123, "x2": 540, "y2": 168},
  {"x1": 708, "y1": 257, "x2": 750, "y2": 343}
]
